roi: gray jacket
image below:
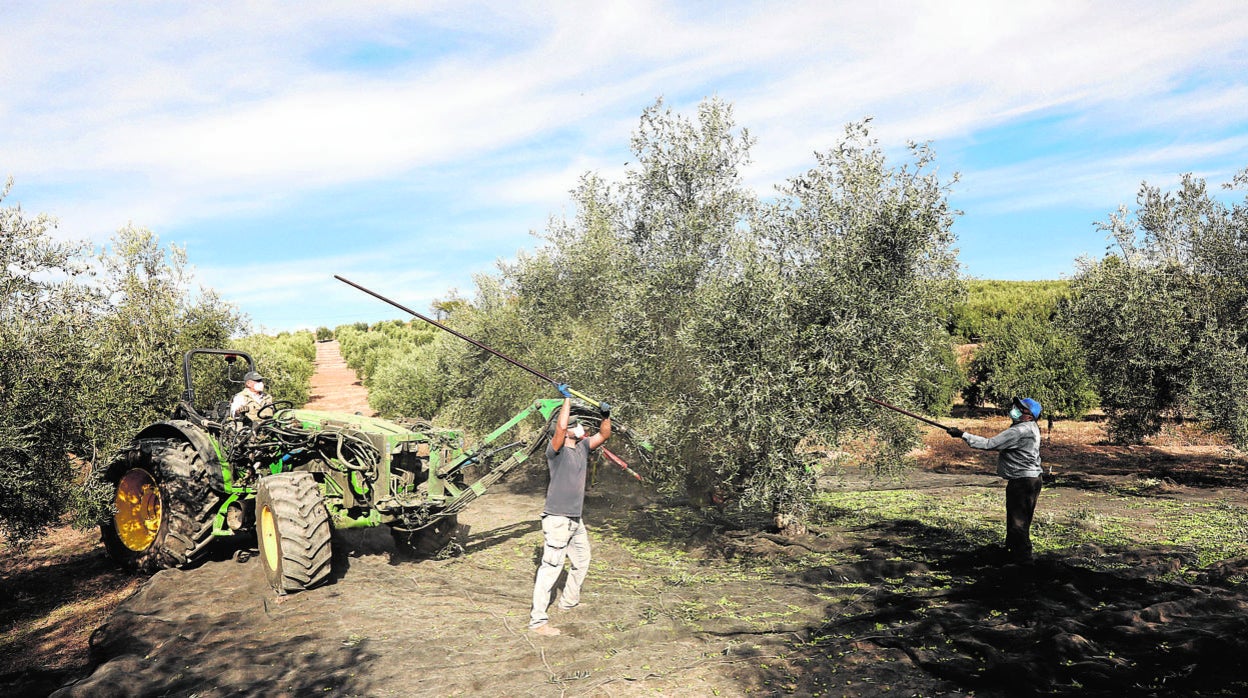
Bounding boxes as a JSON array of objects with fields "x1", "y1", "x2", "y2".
[{"x1": 962, "y1": 420, "x2": 1042, "y2": 479}]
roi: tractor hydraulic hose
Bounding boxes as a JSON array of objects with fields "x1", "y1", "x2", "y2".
[
  {"x1": 335, "y1": 275, "x2": 559, "y2": 386},
  {"x1": 864, "y1": 396, "x2": 951, "y2": 430}
]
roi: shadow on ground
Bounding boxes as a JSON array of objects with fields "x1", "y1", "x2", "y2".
[{"x1": 678, "y1": 508, "x2": 1248, "y2": 697}]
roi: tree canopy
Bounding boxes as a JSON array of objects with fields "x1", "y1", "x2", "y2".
[
  {"x1": 1065, "y1": 172, "x2": 1248, "y2": 447},
  {"x1": 411, "y1": 101, "x2": 964, "y2": 525},
  {"x1": 0, "y1": 180, "x2": 312, "y2": 542}
]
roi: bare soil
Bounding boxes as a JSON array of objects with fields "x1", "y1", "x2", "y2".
[
  {"x1": 303, "y1": 340, "x2": 375, "y2": 415},
  {"x1": 4, "y1": 344, "x2": 1248, "y2": 696}
]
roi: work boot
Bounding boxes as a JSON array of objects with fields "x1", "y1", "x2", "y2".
[
  {"x1": 1007, "y1": 546, "x2": 1034, "y2": 566},
  {"x1": 530, "y1": 623, "x2": 561, "y2": 636}
]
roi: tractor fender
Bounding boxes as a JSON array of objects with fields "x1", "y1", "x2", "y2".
[{"x1": 117, "y1": 420, "x2": 228, "y2": 491}]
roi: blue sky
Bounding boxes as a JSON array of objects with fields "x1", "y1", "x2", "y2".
[{"x1": 4, "y1": 1, "x2": 1248, "y2": 332}]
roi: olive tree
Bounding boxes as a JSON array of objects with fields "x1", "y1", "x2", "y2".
[
  {"x1": 964, "y1": 315, "x2": 1097, "y2": 429},
  {"x1": 683, "y1": 123, "x2": 962, "y2": 524},
  {"x1": 77, "y1": 225, "x2": 245, "y2": 463},
  {"x1": 0, "y1": 199, "x2": 248, "y2": 542},
  {"x1": 1065, "y1": 172, "x2": 1248, "y2": 447},
  {"x1": 441, "y1": 102, "x2": 961, "y2": 530},
  {"x1": 0, "y1": 180, "x2": 97, "y2": 542}
]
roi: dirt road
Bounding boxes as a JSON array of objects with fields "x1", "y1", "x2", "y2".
[{"x1": 303, "y1": 340, "x2": 373, "y2": 414}]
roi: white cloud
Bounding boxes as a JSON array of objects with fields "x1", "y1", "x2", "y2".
[{"x1": 3, "y1": 1, "x2": 1247, "y2": 328}]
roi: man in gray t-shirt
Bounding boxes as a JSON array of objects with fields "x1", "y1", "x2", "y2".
[
  {"x1": 529, "y1": 385, "x2": 612, "y2": 636},
  {"x1": 947, "y1": 397, "x2": 1043, "y2": 564}
]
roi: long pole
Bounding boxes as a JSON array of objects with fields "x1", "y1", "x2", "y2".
[
  {"x1": 864, "y1": 396, "x2": 951, "y2": 430},
  {"x1": 335, "y1": 275, "x2": 558, "y2": 385}
]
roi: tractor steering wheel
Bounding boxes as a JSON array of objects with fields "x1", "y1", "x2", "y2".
[{"x1": 257, "y1": 400, "x2": 295, "y2": 420}]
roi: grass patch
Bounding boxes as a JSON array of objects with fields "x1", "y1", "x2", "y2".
[
  {"x1": 809, "y1": 485, "x2": 1248, "y2": 567},
  {"x1": 810, "y1": 489, "x2": 998, "y2": 548}
]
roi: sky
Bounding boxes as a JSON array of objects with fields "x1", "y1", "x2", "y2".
[{"x1": 3, "y1": 1, "x2": 1248, "y2": 333}]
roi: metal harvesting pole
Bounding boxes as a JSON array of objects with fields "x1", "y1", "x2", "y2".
[
  {"x1": 336, "y1": 275, "x2": 652, "y2": 477},
  {"x1": 864, "y1": 396, "x2": 952, "y2": 430},
  {"x1": 335, "y1": 275, "x2": 609, "y2": 409}
]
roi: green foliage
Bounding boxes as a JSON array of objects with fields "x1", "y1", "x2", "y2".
[
  {"x1": 435, "y1": 102, "x2": 962, "y2": 523},
  {"x1": 948, "y1": 280, "x2": 1071, "y2": 342},
  {"x1": 75, "y1": 227, "x2": 247, "y2": 528},
  {"x1": 230, "y1": 331, "x2": 316, "y2": 407},
  {"x1": 0, "y1": 186, "x2": 248, "y2": 542},
  {"x1": 0, "y1": 180, "x2": 95, "y2": 542},
  {"x1": 76, "y1": 227, "x2": 246, "y2": 457},
  {"x1": 368, "y1": 347, "x2": 444, "y2": 420},
  {"x1": 964, "y1": 315, "x2": 1097, "y2": 426},
  {"x1": 315, "y1": 326, "x2": 333, "y2": 342},
  {"x1": 336, "y1": 320, "x2": 445, "y2": 420},
  {"x1": 913, "y1": 332, "x2": 967, "y2": 417},
  {"x1": 679, "y1": 121, "x2": 962, "y2": 514},
  {"x1": 1064, "y1": 171, "x2": 1248, "y2": 447}
]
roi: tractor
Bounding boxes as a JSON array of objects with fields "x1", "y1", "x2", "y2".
[{"x1": 100, "y1": 348, "x2": 587, "y2": 594}]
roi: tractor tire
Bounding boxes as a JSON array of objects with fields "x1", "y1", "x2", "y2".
[
  {"x1": 256, "y1": 472, "x2": 333, "y2": 594},
  {"x1": 391, "y1": 515, "x2": 461, "y2": 559},
  {"x1": 101, "y1": 438, "x2": 221, "y2": 573}
]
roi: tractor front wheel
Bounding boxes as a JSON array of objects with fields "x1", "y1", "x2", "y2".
[
  {"x1": 256, "y1": 472, "x2": 333, "y2": 594},
  {"x1": 101, "y1": 438, "x2": 220, "y2": 573}
]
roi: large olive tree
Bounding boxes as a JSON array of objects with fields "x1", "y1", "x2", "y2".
[
  {"x1": 439, "y1": 102, "x2": 962, "y2": 529},
  {"x1": 1064, "y1": 172, "x2": 1248, "y2": 447}
]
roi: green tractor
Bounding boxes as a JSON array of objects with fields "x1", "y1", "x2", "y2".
[{"x1": 101, "y1": 348, "x2": 574, "y2": 594}]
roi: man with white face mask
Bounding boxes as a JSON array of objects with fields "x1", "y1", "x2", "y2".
[
  {"x1": 229, "y1": 371, "x2": 273, "y2": 423},
  {"x1": 529, "y1": 384, "x2": 612, "y2": 636},
  {"x1": 947, "y1": 397, "x2": 1043, "y2": 564}
]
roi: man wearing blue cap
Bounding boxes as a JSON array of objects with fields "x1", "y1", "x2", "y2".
[{"x1": 947, "y1": 397, "x2": 1044, "y2": 564}]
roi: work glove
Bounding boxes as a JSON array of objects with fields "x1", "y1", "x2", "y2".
[
  {"x1": 555, "y1": 383, "x2": 573, "y2": 398},
  {"x1": 598, "y1": 401, "x2": 611, "y2": 419},
  {"x1": 946, "y1": 427, "x2": 964, "y2": 439}
]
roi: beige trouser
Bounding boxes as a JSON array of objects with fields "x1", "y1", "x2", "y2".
[{"x1": 529, "y1": 514, "x2": 591, "y2": 628}]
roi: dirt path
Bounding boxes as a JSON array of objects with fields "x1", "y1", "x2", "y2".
[{"x1": 303, "y1": 340, "x2": 373, "y2": 414}]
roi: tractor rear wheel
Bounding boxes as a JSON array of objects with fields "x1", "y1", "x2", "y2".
[
  {"x1": 101, "y1": 438, "x2": 220, "y2": 572},
  {"x1": 391, "y1": 514, "x2": 461, "y2": 558},
  {"x1": 256, "y1": 472, "x2": 333, "y2": 594}
]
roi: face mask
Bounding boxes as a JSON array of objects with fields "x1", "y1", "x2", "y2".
[
  {"x1": 254, "y1": 382, "x2": 266, "y2": 393},
  {"x1": 1009, "y1": 407, "x2": 1023, "y2": 421}
]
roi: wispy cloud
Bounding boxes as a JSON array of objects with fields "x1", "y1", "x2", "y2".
[{"x1": 3, "y1": 1, "x2": 1247, "y2": 329}]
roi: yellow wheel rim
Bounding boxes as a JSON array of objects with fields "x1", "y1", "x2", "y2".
[
  {"x1": 114, "y1": 468, "x2": 162, "y2": 552},
  {"x1": 259, "y1": 504, "x2": 280, "y2": 572}
]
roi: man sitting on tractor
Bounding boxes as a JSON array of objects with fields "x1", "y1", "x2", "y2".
[{"x1": 229, "y1": 371, "x2": 273, "y2": 423}]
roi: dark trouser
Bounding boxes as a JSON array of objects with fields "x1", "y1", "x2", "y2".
[{"x1": 1005, "y1": 476, "x2": 1042, "y2": 561}]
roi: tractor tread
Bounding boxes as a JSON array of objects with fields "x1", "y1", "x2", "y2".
[
  {"x1": 256, "y1": 472, "x2": 333, "y2": 594},
  {"x1": 101, "y1": 438, "x2": 221, "y2": 573}
]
